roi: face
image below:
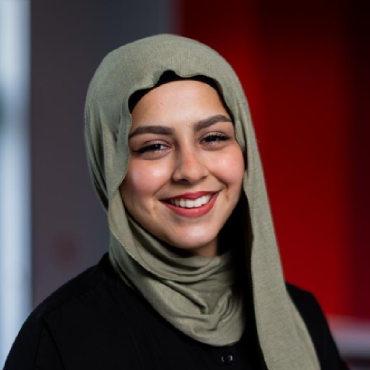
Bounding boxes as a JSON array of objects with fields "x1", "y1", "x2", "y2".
[{"x1": 120, "y1": 80, "x2": 245, "y2": 257}]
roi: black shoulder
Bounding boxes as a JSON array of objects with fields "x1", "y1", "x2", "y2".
[
  {"x1": 26, "y1": 253, "x2": 113, "y2": 322},
  {"x1": 286, "y1": 283, "x2": 322, "y2": 323},
  {"x1": 286, "y1": 283, "x2": 349, "y2": 370},
  {"x1": 3, "y1": 253, "x2": 113, "y2": 370}
]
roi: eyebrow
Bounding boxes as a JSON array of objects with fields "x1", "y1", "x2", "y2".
[{"x1": 128, "y1": 114, "x2": 232, "y2": 139}]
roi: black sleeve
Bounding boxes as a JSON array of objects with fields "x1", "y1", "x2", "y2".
[
  {"x1": 286, "y1": 284, "x2": 349, "y2": 370},
  {"x1": 3, "y1": 317, "x2": 65, "y2": 370}
]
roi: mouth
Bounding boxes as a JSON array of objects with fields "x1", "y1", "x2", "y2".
[
  {"x1": 167, "y1": 194, "x2": 213, "y2": 208},
  {"x1": 162, "y1": 191, "x2": 217, "y2": 208},
  {"x1": 161, "y1": 192, "x2": 219, "y2": 218}
]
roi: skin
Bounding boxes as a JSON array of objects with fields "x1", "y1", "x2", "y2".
[{"x1": 120, "y1": 80, "x2": 245, "y2": 258}]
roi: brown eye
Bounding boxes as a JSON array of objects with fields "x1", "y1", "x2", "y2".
[
  {"x1": 137, "y1": 143, "x2": 167, "y2": 154},
  {"x1": 202, "y1": 133, "x2": 230, "y2": 144}
]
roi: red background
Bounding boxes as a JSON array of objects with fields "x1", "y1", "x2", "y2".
[{"x1": 179, "y1": 0, "x2": 370, "y2": 319}]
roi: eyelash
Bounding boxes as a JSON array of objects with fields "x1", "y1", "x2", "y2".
[
  {"x1": 202, "y1": 133, "x2": 230, "y2": 144},
  {"x1": 135, "y1": 133, "x2": 231, "y2": 154},
  {"x1": 136, "y1": 143, "x2": 167, "y2": 154}
]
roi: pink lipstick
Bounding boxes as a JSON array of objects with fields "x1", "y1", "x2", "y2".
[{"x1": 162, "y1": 191, "x2": 219, "y2": 218}]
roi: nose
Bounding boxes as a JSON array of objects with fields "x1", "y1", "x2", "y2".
[{"x1": 172, "y1": 146, "x2": 208, "y2": 184}]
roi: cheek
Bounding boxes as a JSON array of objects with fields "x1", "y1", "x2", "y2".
[
  {"x1": 211, "y1": 148, "x2": 245, "y2": 191},
  {"x1": 121, "y1": 160, "x2": 171, "y2": 200}
]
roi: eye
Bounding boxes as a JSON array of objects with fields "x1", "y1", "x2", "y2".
[
  {"x1": 136, "y1": 143, "x2": 168, "y2": 154},
  {"x1": 202, "y1": 133, "x2": 231, "y2": 145}
]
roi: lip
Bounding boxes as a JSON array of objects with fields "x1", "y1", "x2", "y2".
[
  {"x1": 162, "y1": 191, "x2": 216, "y2": 201},
  {"x1": 162, "y1": 192, "x2": 219, "y2": 218}
]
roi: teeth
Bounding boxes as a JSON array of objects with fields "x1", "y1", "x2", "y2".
[{"x1": 170, "y1": 194, "x2": 212, "y2": 208}]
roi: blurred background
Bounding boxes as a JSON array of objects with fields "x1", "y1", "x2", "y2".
[{"x1": 0, "y1": 0, "x2": 369, "y2": 368}]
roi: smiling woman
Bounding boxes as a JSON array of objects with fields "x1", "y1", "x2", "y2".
[{"x1": 4, "y1": 34, "x2": 348, "y2": 370}]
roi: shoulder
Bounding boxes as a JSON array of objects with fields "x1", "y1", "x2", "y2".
[
  {"x1": 286, "y1": 283, "x2": 324, "y2": 326},
  {"x1": 286, "y1": 283, "x2": 349, "y2": 370},
  {"x1": 4, "y1": 253, "x2": 138, "y2": 369},
  {"x1": 21, "y1": 253, "x2": 118, "y2": 326}
]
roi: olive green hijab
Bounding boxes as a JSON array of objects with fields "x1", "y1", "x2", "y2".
[{"x1": 84, "y1": 34, "x2": 320, "y2": 370}]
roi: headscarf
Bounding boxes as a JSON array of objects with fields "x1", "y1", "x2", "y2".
[{"x1": 84, "y1": 34, "x2": 320, "y2": 370}]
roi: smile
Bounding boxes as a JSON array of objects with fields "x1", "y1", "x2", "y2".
[
  {"x1": 162, "y1": 192, "x2": 219, "y2": 218},
  {"x1": 169, "y1": 194, "x2": 212, "y2": 208}
]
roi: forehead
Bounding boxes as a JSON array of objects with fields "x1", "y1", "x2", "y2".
[
  {"x1": 130, "y1": 80, "x2": 229, "y2": 126},
  {"x1": 129, "y1": 72, "x2": 221, "y2": 112}
]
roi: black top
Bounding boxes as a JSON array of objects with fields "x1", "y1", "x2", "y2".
[{"x1": 4, "y1": 254, "x2": 348, "y2": 370}]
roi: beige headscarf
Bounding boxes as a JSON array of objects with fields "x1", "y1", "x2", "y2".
[{"x1": 84, "y1": 34, "x2": 320, "y2": 370}]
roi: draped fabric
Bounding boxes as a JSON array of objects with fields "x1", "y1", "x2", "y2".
[{"x1": 84, "y1": 34, "x2": 320, "y2": 369}]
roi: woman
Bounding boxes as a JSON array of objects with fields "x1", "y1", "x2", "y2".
[{"x1": 4, "y1": 34, "x2": 347, "y2": 369}]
